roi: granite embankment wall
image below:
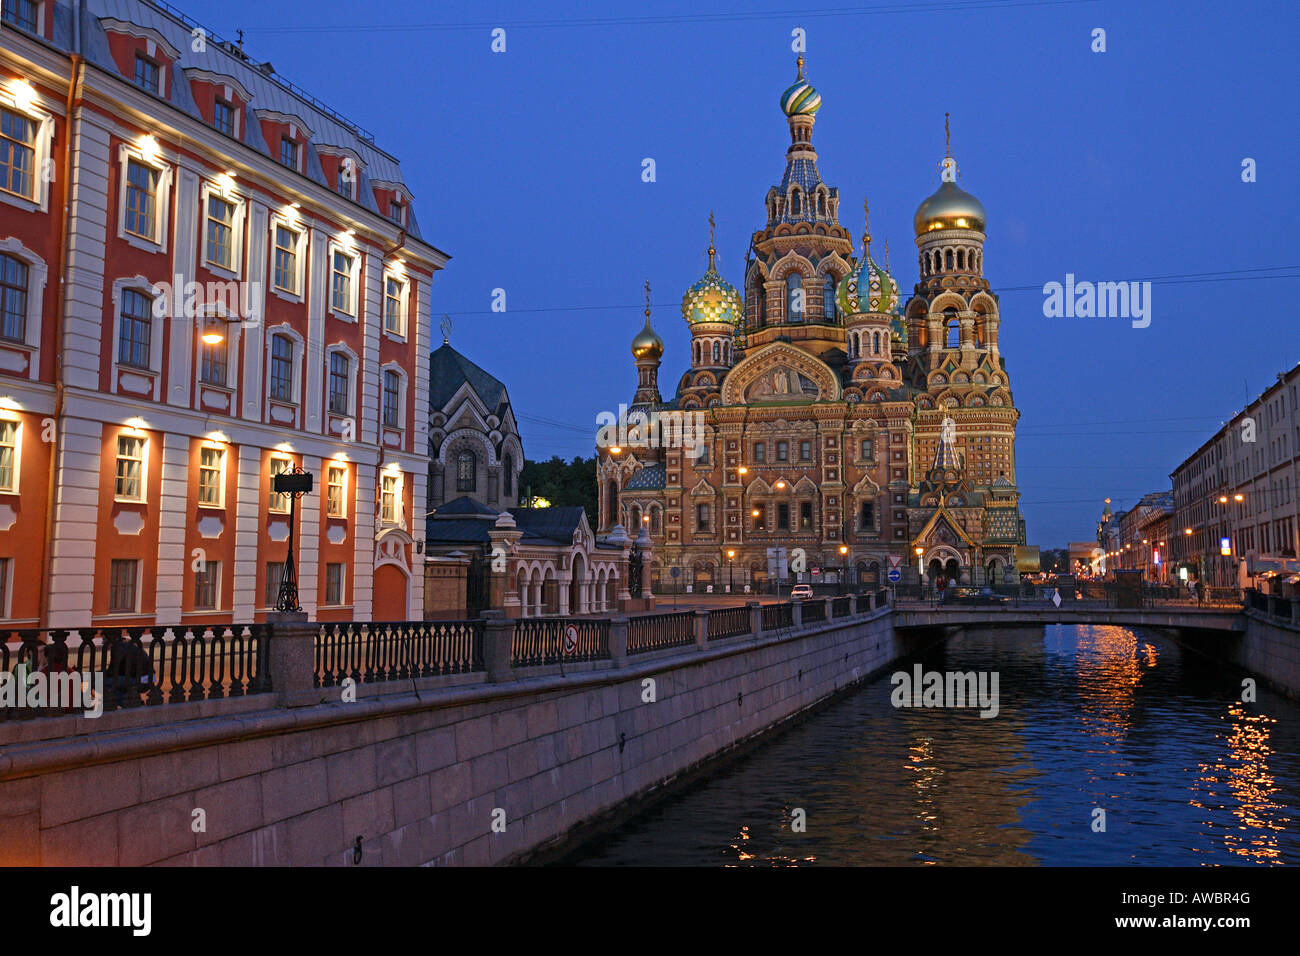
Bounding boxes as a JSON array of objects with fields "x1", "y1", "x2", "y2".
[{"x1": 0, "y1": 603, "x2": 924, "y2": 866}]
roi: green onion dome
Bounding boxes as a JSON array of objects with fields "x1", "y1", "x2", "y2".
[
  {"x1": 837, "y1": 198, "x2": 899, "y2": 315},
  {"x1": 682, "y1": 244, "x2": 743, "y2": 326},
  {"x1": 779, "y1": 56, "x2": 821, "y2": 116}
]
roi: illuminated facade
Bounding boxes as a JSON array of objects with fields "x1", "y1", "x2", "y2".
[
  {"x1": 0, "y1": 0, "x2": 447, "y2": 626},
  {"x1": 598, "y1": 57, "x2": 1025, "y2": 591}
]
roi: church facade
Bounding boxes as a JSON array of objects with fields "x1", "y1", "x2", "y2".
[{"x1": 598, "y1": 57, "x2": 1026, "y2": 592}]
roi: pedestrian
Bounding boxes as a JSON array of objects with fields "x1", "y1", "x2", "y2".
[
  {"x1": 105, "y1": 637, "x2": 155, "y2": 709},
  {"x1": 1195, "y1": 579, "x2": 1205, "y2": 606}
]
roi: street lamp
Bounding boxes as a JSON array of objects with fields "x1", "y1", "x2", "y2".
[
  {"x1": 839, "y1": 544, "x2": 848, "y2": 595},
  {"x1": 727, "y1": 548, "x2": 735, "y2": 594},
  {"x1": 914, "y1": 545, "x2": 924, "y2": 593},
  {"x1": 272, "y1": 466, "x2": 314, "y2": 614}
]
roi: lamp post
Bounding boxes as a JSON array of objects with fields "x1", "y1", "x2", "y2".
[
  {"x1": 914, "y1": 546, "x2": 924, "y2": 597},
  {"x1": 727, "y1": 548, "x2": 735, "y2": 594},
  {"x1": 839, "y1": 544, "x2": 848, "y2": 595},
  {"x1": 272, "y1": 466, "x2": 314, "y2": 613}
]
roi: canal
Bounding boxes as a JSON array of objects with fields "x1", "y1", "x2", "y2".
[{"x1": 560, "y1": 624, "x2": 1300, "y2": 865}]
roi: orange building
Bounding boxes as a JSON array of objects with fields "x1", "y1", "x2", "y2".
[{"x1": 0, "y1": 0, "x2": 447, "y2": 627}]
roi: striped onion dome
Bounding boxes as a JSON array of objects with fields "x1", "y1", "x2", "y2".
[{"x1": 779, "y1": 56, "x2": 821, "y2": 116}]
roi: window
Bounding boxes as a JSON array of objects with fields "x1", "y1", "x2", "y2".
[
  {"x1": 861, "y1": 438, "x2": 874, "y2": 460},
  {"x1": 823, "y1": 273, "x2": 836, "y2": 319},
  {"x1": 799, "y1": 440, "x2": 811, "y2": 461},
  {"x1": 753, "y1": 442, "x2": 766, "y2": 464},
  {"x1": 0, "y1": 419, "x2": 16, "y2": 492},
  {"x1": 264, "y1": 561, "x2": 284, "y2": 607},
  {"x1": 326, "y1": 464, "x2": 347, "y2": 517},
  {"x1": 860, "y1": 501, "x2": 874, "y2": 528},
  {"x1": 503, "y1": 454, "x2": 513, "y2": 496},
  {"x1": 786, "y1": 274, "x2": 802, "y2": 321},
  {"x1": 2, "y1": 0, "x2": 37, "y2": 31},
  {"x1": 753, "y1": 504, "x2": 767, "y2": 531},
  {"x1": 273, "y1": 225, "x2": 298, "y2": 293},
  {"x1": 382, "y1": 369, "x2": 400, "y2": 427},
  {"x1": 777, "y1": 503, "x2": 790, "y2": 531},
  {"x1": 212, "y1": 99, "x2": 235, "y2": 136},
  {"x1": 109, "y1": 559, "x2": 139, "y2": 613},
  {"x1": 388, "y1": 200, "x2": 404, "y2": 224},
  {"x1": 456, "y1": 450, "x2": 476, "y2": 493},
  {"x1": 325, "y1": 563, "x2": 345, "y2": 605},
  {"x1": 198, "y1": 446, "x2": 224, "y2": 506},
  {"x1": 0, "y1": 107, "x2": 36, "y2": 200},
  {"x1": 269, "y1": 334, "x2": 294, "y2": 401},
  {"x1": 712, "y1": 341, "x2": 720, "y2": 364},
  {"x1": 134, "y1": 55, "x2": 159, "y2": 94},
  {"x1": 118, "y1": 288, "x2": 152, "y2": 369},
  {"x1": 696, "y1": 502, "x2": 710, "y2": 532},
  {"x1": 331, "y1": 250, "x2": 354, "y2": 314},
  {"x1": 328, "y1": 352, "x2": 350, "y2": 414},
  {"x1": 697, "y1": 444, "x2": 709, "y2": 465},
  {"x1": 0, "y1": 557, "x2": 8, "y2": 615},
  {"x1": 268, "y1": 456, "x2": 291, "y2": 513},
  {"x1": 799, "y1": 501, "x2": 813, "y2": 531},
  {"x1": 381, "y1": 474, "x2": 399, "y2": 523},
  {"x1": 776, "y1": 441, "x2": 788, "y2": 462},
  {"x1": 200, "y1": 338, "x2": 227, "y2": 386},
  {"x1": 194, "y1": 560, "x2": 219, "y2": 610},
  {"x1": 205, "y1": 194, "x2": 235, "y2": 269},
  {"x1": 279, "y1": 137, "x2": 299, "y2": 170},
  {"x1": 123, "y1": 159, "x2": 158, "y2": 239},
  {"x1": 0, "y1": 252, "x2": 28, "y2": 342},
  {"x1": 334, "y1": 164, "x2": 353, "y2": 198},
  {"x1": 384, "y1": 276, "x2": 404, "y2": 335},
  {"x1": 115, "y1": 435, "x2": 145, "y2": 500}
]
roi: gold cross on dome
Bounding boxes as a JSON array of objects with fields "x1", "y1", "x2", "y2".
[{"x1": 644, "y1": 280, "x2": 651, "y2": 317}]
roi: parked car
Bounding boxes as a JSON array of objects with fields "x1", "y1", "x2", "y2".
[
  {"x1": 943, "y1": 586, "x2": 1010, "y2": 606},
  {"x1": 790, "y1": 584, "x2": 814, "y2": 599}
]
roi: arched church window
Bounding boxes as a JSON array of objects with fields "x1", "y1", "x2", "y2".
[
  {"x1": 607, "y1": 482, "x2": 618, "y2": 524},
  {"x1": 757, "y1": 285, "x2": 767, "y2": 326},
  {"x1": 786, "y1": 274, "x2": 802, "y2": 322},
  {"x1": 456, "y1": 450, "x2": 476, "y2": 493},
  {"x1": 713, "y1": 341, "x2": 720, "y2": 364},
  {"x1": 957, "y1": 249, "x2": 965, "y2": 269},
  {"x1": 823, "y1": 274, "x2": 836, "y2": 319},
  {"x1": 790, "y1": 190, "x2": 801, "y2": 215},
  {"x1": 945, "y1": 249, "x2": 954, "y2": 270},
  {"x1": 503, "y1": 453, "x2": 513, "y2": 496},
  {"x1": 945, "y1": 310, "x2": 960, "y2": 349},
  {"x1": 873, "y1": 331, "x2": 881, "y2": 354},
  {"x1": 818, "y1": 192, "x2": 826, "y2": 215}
]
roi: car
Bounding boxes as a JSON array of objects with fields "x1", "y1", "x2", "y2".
[
  {"x1": 790, "y1": 584, "x2": 814, "y2": 599},
  {"x1": 942, "y1": 586, "x2": 1010, "y2": 606}
]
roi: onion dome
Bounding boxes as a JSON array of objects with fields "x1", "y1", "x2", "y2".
[
  {"x1": 914, "y1": 174, "x2": 986, "y2": 234},
  {"x1": 631, "y1": 281, "x2": 664, "y2": 360},
  {"x1": 779, "y1": 55, "x2": 821, "y2": 116},
  {"x1": 837, "y1": 198, "x2": 900, "y2": 315},
  {"x1": 682, "y1": 215, "x2": 743, "y2": 326}
]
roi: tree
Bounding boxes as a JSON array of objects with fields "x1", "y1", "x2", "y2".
[{"x1": 520, "y1": 456, "x2": 598, "y2": 528}]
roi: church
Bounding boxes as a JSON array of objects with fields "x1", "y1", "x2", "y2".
[{"x1": 598, "y1": 56, "x2": 1026, "y2": 592}]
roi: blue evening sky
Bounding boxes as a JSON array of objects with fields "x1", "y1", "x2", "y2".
[{"x1": 187, "y1": 0, "x2": 1300, "y2": 546}]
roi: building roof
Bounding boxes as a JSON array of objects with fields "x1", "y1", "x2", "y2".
[
  {"x1": 429, "y1": 343, "x2": 508, "y2": 412},
  {"x1": 508, "y1": 506, "x2": 588, "y2": 545},
  {"x1": 624, "y1": 463, "x2": 667, "y2": 490},
  {"x1": 431, "y1": 495, "x2": 500, "y2": 517}
]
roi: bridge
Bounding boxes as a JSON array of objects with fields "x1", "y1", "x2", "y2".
[{"x1": 893, "y1": 601, "x2": 1246, "y2": 633}]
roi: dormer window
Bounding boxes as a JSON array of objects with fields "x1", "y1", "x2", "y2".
[
  {"x1": 3, "y1": 0, "x2": 37, "y2": 32},
  {"x1": 213, "y1": 99, "x2": 235, "y2": 136},
  {"x1": 134, "y1": 54, "x2": 159, "y2": 94},
  {"x1": 279, "y1": 137, "x2": 299, "y2": 170},
  {"x1": 388, "y1": 199, "x2": 404, "y2": 225}
]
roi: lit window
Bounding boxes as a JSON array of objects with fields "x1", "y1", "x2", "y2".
[
  {"x1": 383, "y1": 276, "x2": 404, "y2": 334},
  {"x1": 325, "y1": 563, "x2": 345, "y2": 605},
  {"x1": 205, "y1": 194, "x2": 235, "y2": 269},
  {"x1": 381, "y1": 473, "x2": 400, "y2": 523},
  {"x1": 279, "y1": 136, "x2": 298, "y2": 170},
  {"x1": 331, "y1": 250, "x2": 353, "y2": 314},
  {"x1": 134, "y1": 55, "x2": 159, "y2": 94},
  {"x1": 269, "y1": 333, "x2": 293, "y2": 401},
  {"x1": 273, "y1": 225, "x2": 298, "y2": 293},
  {"x1": 193, "y1": 559, "x2": 219, "y2": 610},
  {"x1": 0, "y1": 419, "x2": 16, "y2": 492},
  {"x1": 2, "y1": 0, "x2": 38, "y2": 32},
  {"x1": 123, "y1": 159, "x2": 158, "y2": 239},
  {"x1": 268, "y1": 456, "x2": 291, "y2": 513},
  {"x1": 212, "y1": 99, "x2": 235, "y2": 136},
  {"x1": 382, "y1": 369, "x2": 400, "y2": 427},
  {"x1": 328, "y1": 351, "x2": 350, "y2": 414},
  {"x1": 198, "y1": 446, "x2": 224, "y2": 506},
  {"x1": 109, "y1": 559, "x2": 139, "y2": 613},
  {"x1": 117, "y1": 288, "x2": 152, "y2": 369},
  {"x1": 456, "y1": 451, "x2": 475, "y2": 493},
  {"x1": 200, "y1": 338, "x2": 226, "y2": 386},
  {"x1": 115, "y1": 435, "x2": 145, "y2": 500},
  {"x1": 0, "y1": 252, "x2": 29, "y2": 342},
  {"x1": 326, "y1": 464, "x2": 346, "y2": 518}
]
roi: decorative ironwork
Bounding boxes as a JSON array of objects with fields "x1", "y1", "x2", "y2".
[
  {"x1": 314, "y1": 621, "x2": 484, "y2": 687},
  {"x1": 512, "y1": 618, "x2": 609, "y2": 667},
  {"x1": 627, "y1": 611, "x2": 695, "y2": 655},
  {"x1": 707, "y1": 606, "x2": 751, "y2": 640},
  {"x1": 273, "y1": 465, "x2": 314, "y2": 613},
  {"x1": 628, "y1": 541, "x2": 643, "y2": 597}
]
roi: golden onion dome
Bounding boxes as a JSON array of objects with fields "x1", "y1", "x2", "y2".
[
  {"x1": 914, "y1": 157, "x2": 986, "y2": 235},
  {"x1": 631, "y1": 319, "x2": 663, "y2": 361}
]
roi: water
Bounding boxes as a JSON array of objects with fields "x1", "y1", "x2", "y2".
[{"x1": 561, "y1": 625, "x2": 1300, "y2": 866}]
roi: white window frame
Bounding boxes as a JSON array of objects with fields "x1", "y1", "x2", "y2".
[
  {"x1": 318, "y1": 146, "x2": 364, "y2": 202},
  {"x1": 115, "y1": 144, "x2": 172, "y2": 253},
  {"x1": 264, "y1": 323, "x2": 304, "y2": 413},
  {"x1": 114, "y1": 432, "x2": 147, "y2": 503},
  {"x1": 198, "y1": 180, "x2": 246, "y2": 279},
  {"x1": 3, "y1": 0, "x2": 44, "y2": 34},
  {"x1": 268, "y1": 453, "x2": 294, "y2": 514},
  {"x1": 108, "y1": 558, "x2": 142, "y2": 615},
  {"x1": 324, "y1": 342, "x2": 358, "y2": 421},
  {"x1": 325, "y1": 462, "x2": 348, "y2": 519},
  {"x1": 380, "y1": 471, "x2": 404, "y2": 527},
  {"x1": 0, "y1": 416, "x2": 20, "y2": 494},
  {"x1": 109, "y1": 276, "x2": 163, "y2": 400},
  {"x1": 193, "y1": 558, "x2": 221, "y2": 610},
  {"x1": 327, "y1": 240, "x2": 360, "y2": 320},
  {"x1": 0, "y1": 237, "x2": 48, "y2": 378},
  {"x1": 253, "y1": 111, "x2": 314, "y2": 175},
  {"x1": 267, "y1": 214, "x2": 306, "y2": 302},
  {"x1": 101, "y1": 21, "x2": 180, "y2": 95},
  {"x1": 197, "y1": 444, "x2": 226, "y2": 508},
  {"x1": 379, "y1": 362, "x2": 407, "y2": 432},
  {"x1": 0, "y1": 85, "x2": 55, "y2": 214},
  {"x1": 324, "y1": 562, "x2": 346, "y2": 606},
  {"x1": 382, "y1": 270, "x2": 409, "y2": 340}
]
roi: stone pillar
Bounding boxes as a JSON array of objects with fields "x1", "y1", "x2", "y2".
[
  {"x1": 747, "y1": 601, "x2": 761, "y2": 636},
  {"x1": 266, "y1": 611, "x2": 320, "y2": 708},
  {"x1": 609, "y1": 615, "x2": 628, "y2": 667},
  {"x1": 823, "y1": 596, "x2": 834, "y2": 621},
  {"x1": 694, "y1": 609, "x2": 709, "y2": 649},
  {"x1": 482, "y1": 611, "x2": 514, "y2": 684},
  {"x1": 792, "y1": 598, "x2": 803, "y2": 629}
]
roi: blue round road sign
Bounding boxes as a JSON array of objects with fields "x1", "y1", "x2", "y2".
[{"x1": 887, "y1": 568, "x2": 902, "y2": 583}]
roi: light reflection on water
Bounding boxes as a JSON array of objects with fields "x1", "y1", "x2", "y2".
[{"x1": 561, "y1": 625, "x2": 1300, "y2": 866}]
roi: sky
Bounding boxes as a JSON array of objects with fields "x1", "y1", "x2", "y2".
[{"x1": 186, "y1": 0, "x2": 1300, "y2": 547}]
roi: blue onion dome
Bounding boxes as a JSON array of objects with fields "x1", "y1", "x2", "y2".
[
  {"x1": 682, "y1": 220, "x2": 743, "y2": 326},
  {"x1": 779, "y1": 55, "x2": 821, "y2": 116},
  {"x1": 837, "y1": 199, "x2": 900, "y2": 315}
]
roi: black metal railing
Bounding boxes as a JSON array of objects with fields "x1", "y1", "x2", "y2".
[
  {"x1": 628, "y1": 611, "x2": 696, "y2": 655},
  {"x1": 708, "y1": 606, "x2": 752, "y2": 641},
  {"x1": 0, "y1": 625, "x2": 268, "y2": 719},
  {"x1": 802, "y1": 600, "x2": 827, "y2": 623},
  {"x1": 832, "y1": 597, "x2": 852, "y2": 618},
  {"x1": 314, "y1": 620, "x2": 484, "y2": 687},
  {"x1": 761, "y1": 603, "x2": 793, "y2": 631},
  {"x1": 512, "y1": 618, "x2": 610, "y2": 667}
]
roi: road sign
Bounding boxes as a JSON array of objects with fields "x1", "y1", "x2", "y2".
[
  {"x1": 888, "y1": 555, "x2": 902, "y2": 570},
  {"x1": 887, "y1": 568, "x2": 902, "y2": 583},
  {"x1": 563, "y1": 624, "x2": 579, "y2": 655},
  {"x1": 670, "y1": 566, "x2": 680, "y2": 578}
]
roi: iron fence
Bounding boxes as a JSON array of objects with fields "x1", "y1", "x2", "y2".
[
  {"x1": 832, "y1": 597, "x2": 852, "y2": 618},
  {"x1": 315, "y1": 620, "x2": 484, "y2": 687},
  {"x1": 512, "y1": 618, "x2": 610, "y2": 667},
  {"x1": 761, "y1": 603, "x2": 793, "y2": 631},
  {"x1": 628, "y1": 611, "x2": 697, "y2": 655},
  {"x1": 707, "y1": 606, "x2": 752, "y2": 641},
  {"x1": 802, "y1": 600, "x2": 827, "y2": 623}
]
